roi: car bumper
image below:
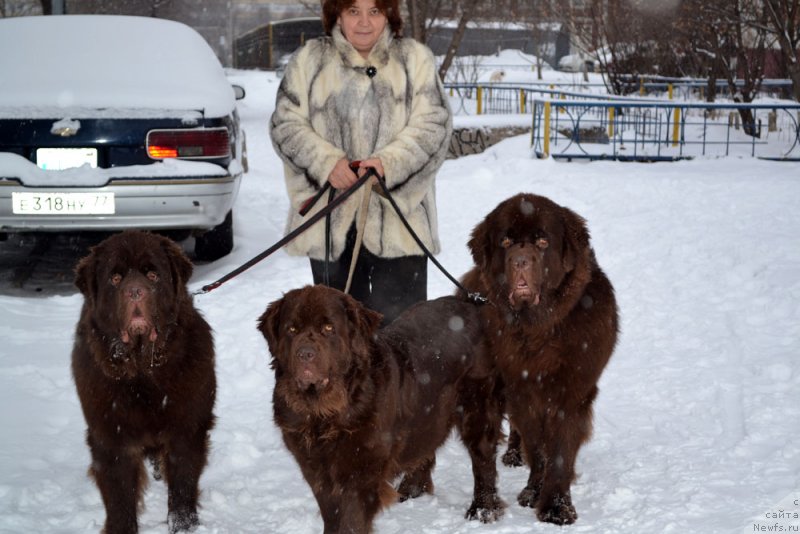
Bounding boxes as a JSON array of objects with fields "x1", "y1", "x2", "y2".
[{"x1": 0, "y1": 174, "x2": 242, "y2": 232}]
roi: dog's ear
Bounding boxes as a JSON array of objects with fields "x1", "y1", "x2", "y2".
[
  {"x1": 560, "y1": 206, "x2": 591, "y2": 273},
  {"x1": 467, "y1": 216, "x2": 493, "y2": 272},
  {"x1": 343, "y1": 292, "x2": 381, "y2": 358},
  {"x1": 158, "y1": 234, "x2": 193, "y2": 290},
  {"x1": 74, "y1": 246, "x2": 99, "y2": 304},
  {"x1": 257, "y1": 297, "x2": 284, "y2": 356}
]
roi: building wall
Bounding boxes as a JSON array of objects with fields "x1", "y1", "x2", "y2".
[
  {"x1": 62, "y1": 1, "x2": 568, "y2": 68},
  {"x1": 65, "y1": 0, "x2": 317, "y2": 66},
  {"x1": 234, "y1": 17, "x2": 324, "y2": 70},
  {"x1": 427, "y1": 26, "x2": 569, "y2": 67}
]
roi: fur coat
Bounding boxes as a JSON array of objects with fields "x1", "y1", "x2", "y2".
[{"x1": 269, "y1": 24, "x2": 452, "y2": 260}]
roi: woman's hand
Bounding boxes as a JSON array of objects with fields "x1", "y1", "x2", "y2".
[
  {"x1": 356, "y1": 158, "x2": 385, "y2": 179},
  {"x1": 327, "y1": 158, "x2": 385, "y2": 190},
  {"x1": 327, "y1": 158, "x2": 358, "y2": 189}
]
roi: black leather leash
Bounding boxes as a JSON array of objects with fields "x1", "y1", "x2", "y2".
[
  {"x1": 371, "y1": 176, "x2": 486, "y2": 305},
  {"x1": 193, "y1": 165, "x2": 486, "y2": 305},
  {"x1": 323, "y1": 185, "x2": 335, "y2": 286},
  {"x1": 193, "y1": 169, "x2": 375, "y2": 295}
]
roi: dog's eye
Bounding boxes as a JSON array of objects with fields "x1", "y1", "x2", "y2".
[
  {"x1": 500, "y1": 237, "x2": 513, "y2": 249},
  {"x1": 287, "y1": 326, "x2": 297, "y2": 335},
  {"x1": 110, "y1": 273, "x2": 122, "y2": 286},
  {"x1": 536, "y1": 238, "x2": 549, "y2": 250},
  {"x1": 146, "y1": 270, "x2": 159, "y2": 282},
  {"x1": 322, "y1": 324, "x2": 334, "y2": 335}
]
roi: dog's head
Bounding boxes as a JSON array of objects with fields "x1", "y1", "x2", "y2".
[
  {"x1": 75, "y1": 230, "x2": 193, "y2": 377},
  {"x1": 467, "y1": 193, "x2": 591, "y2": 314},
  {"x1": 258, "y1": 285, "x2": 382, "y2": 418}
]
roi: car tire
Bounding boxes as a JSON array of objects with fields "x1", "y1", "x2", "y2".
[{"x1": 195, "y1": 210, "x2": 233, "y2": 261}]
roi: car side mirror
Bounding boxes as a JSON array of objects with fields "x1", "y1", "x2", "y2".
[{"x1": 232, "y1": 84, "x2": 246, "y2": 101}]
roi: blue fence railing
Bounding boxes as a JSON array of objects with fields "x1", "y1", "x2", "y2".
[
  {"x1": 445, "y1": 83, "x2": 614, "y2": 116},
  {"x1": 530, "y1": 99, "x2": 800, "y2": 161},
  {"x1": 443, "y1": 81, "x2": 800, "y2": 161},
  {"x1": 444, "y1": 79, "x2": 794, "y2": 114}
]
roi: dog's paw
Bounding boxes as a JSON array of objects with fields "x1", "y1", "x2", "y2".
[
  {"x1": 397, "y1": 470, "x2": 433, "y2": 502},
  {"x1": 168, "y1": 509, "x2": 199, "y2": 533},
  {"x1": 517, "y1": 485, "x2": 540, "y2": 509},
  {"x1": 465, "y1": 494, "x2": 506, "y2": 523},
  {"x1": 501, "y1": 447, "x2": 524, "y2": 467},
  {"x1": 536, "y1": 493, "x2": 577, "y2": 525}
]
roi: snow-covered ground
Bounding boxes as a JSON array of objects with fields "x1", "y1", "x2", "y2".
[{"x1": 1, "y1": 64, "x2": 799, "y2": 534}]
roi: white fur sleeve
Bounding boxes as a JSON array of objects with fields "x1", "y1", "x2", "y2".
[{"x1": 269, "y1": 45, "x2": 346, "y2": 189}]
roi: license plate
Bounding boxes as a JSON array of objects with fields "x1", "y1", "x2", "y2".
[
  {"x1": 12, "y1": 192, "x2": 115, "y2": 215},
  {"x1": 36, "y1": 148, "x2": 98, "y2": 170}
]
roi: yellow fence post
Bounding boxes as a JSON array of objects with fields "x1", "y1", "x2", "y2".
[
  {"x1": 608, "y1": 106, "x2": 615, "y2": 138},
  {"x1": 543, "y1": 101, "x2": 551, "y2": 158},
  {"x1": 639, "y1": 78, "x2": 645, "y2": 96},
  {"x1": 668, "y1": 83, "x2": 674, "y2": 100},
  {"x1": 477, "y1": 86, "x2": 483, "y2": 115},
  {"x1": 267, "y1": 24, "x2": 274, "y2": 68},
  {"x1": 520, "y1": 89, "x2": 526, "y2": 114},
  {"x1": 672, "y1": 107, "x2": 681, "y2": 147},
  {"x1": 450, "y1": 87, "x2": 453, "y2": 97}
]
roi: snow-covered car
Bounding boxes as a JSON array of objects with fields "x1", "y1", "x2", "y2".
[
  {"x1": 0, "y1": 15, "x2": 247, "y2": 261},
  {"x1": 557, "y1": 53, "x2": 597, "y2": 73}
]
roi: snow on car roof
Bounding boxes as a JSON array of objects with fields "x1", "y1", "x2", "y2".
[{"x1": 0, "y1": 15, "x2": 235, "y2": 118}]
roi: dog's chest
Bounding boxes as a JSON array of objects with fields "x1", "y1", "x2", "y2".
[
  {"x1": 102, "y1": 383, "x2": 172, "y2": 438},
  {"x1": 289, "y1": 421, "x2": 389, "y2": 479},
  {"x1": 494, "y1": 322, "x2": 563, "y2": 377}
]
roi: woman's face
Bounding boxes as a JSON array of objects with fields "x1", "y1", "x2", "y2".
[{"x1": 338, "y1": 0, "x2": 388, "y2": 58}]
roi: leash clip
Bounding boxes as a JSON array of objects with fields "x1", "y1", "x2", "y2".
[{"x1": 467, "y1": 292, "x2": 488, "y2": 305}]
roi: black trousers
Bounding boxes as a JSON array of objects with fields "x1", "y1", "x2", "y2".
[{"x1": 310, "y1": 227, "x2": 427, "y2": 326}]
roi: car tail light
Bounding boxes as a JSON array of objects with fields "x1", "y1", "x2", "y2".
[{"x1": 146, "y1": 127, "x2": 230, "y2": 160}]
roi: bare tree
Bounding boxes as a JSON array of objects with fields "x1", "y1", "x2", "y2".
[
  {"x1": 447, "y1": 54, "x2": 483, "y2": 93},
  {"x1": 405, "y1": 0, "x2": 447, "y2": 41},
  {"x1": 762, "y1": 0, "x2": 800, "y2": 101},
  {"x1": 404, "y1": 0, "x2": 519, "y2": 80},
  {"x1": 730, "y1": 0, "x2": 770, "y2": 135},
  {"x1": 675, "y1": 0, "x2": 726, "y2": 101},
  {"x1": 1, "y1": 0, "x2": 42, "y2": 16},
  {"x1": 437, "y1": 0, "x2": 479, "y2": 80},
  {"x1": 508, "y1": 0, "x2": 558, "y2": 79},
  {"x1": 580, "y1": 0, "x2": 644, "y2": 94},
  {"x1": 684, "y1": 0, "x2": 772, "y2": 136}
]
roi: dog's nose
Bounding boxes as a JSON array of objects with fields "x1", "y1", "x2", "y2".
[
  {"x1": 126, "y1": 285, "x2": 147, "y2": 301},
  {"x1": 512, "y1": 253, "x2": 530, "y2": 270},
  {"x1": 297, "y1": 347, "x2": 316, "y2": 362}
]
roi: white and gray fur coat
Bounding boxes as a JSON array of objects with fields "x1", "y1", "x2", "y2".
[{"x1": 269, "y1": 24, "x2": 452, "y2": 260}]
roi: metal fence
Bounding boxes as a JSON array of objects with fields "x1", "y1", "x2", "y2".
[
  {"x1": 445, "y1": 81, "x2": 796, "y2": 115},
  {"x1": 443, "y1": 82, "x2": 800, "y2": 161},
  {"x1": 234, "y1": 17, "x2": 323, "y2": 70},
  {"x1": 530, "y1": 99, "x2": 800, "y2": 161},
  {"x1": 445, "y1": 83, "x2": 610, "y2": 116},
  {"x1": 623, "y1": 76, "x2": 794, "y2": 100}
]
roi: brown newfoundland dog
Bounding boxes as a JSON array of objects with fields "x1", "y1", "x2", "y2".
[
  {"x1": 458, "y1": 193, "x2": 618, "y2": 525},
  {"x1": 258, "y1": 285, "x2": 505, "y2": 533},
  {"x1": 72, "y1": 231, "x2": 216, "y2": 534}
]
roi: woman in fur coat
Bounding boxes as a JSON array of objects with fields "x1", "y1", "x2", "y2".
[{"x1": 269, "y1": 0, "x2": 452, "y2": 325}]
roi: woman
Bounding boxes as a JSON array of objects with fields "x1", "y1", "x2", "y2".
[{"x1": 269, "y1": 0, "x2": 452, "y2": 325}]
